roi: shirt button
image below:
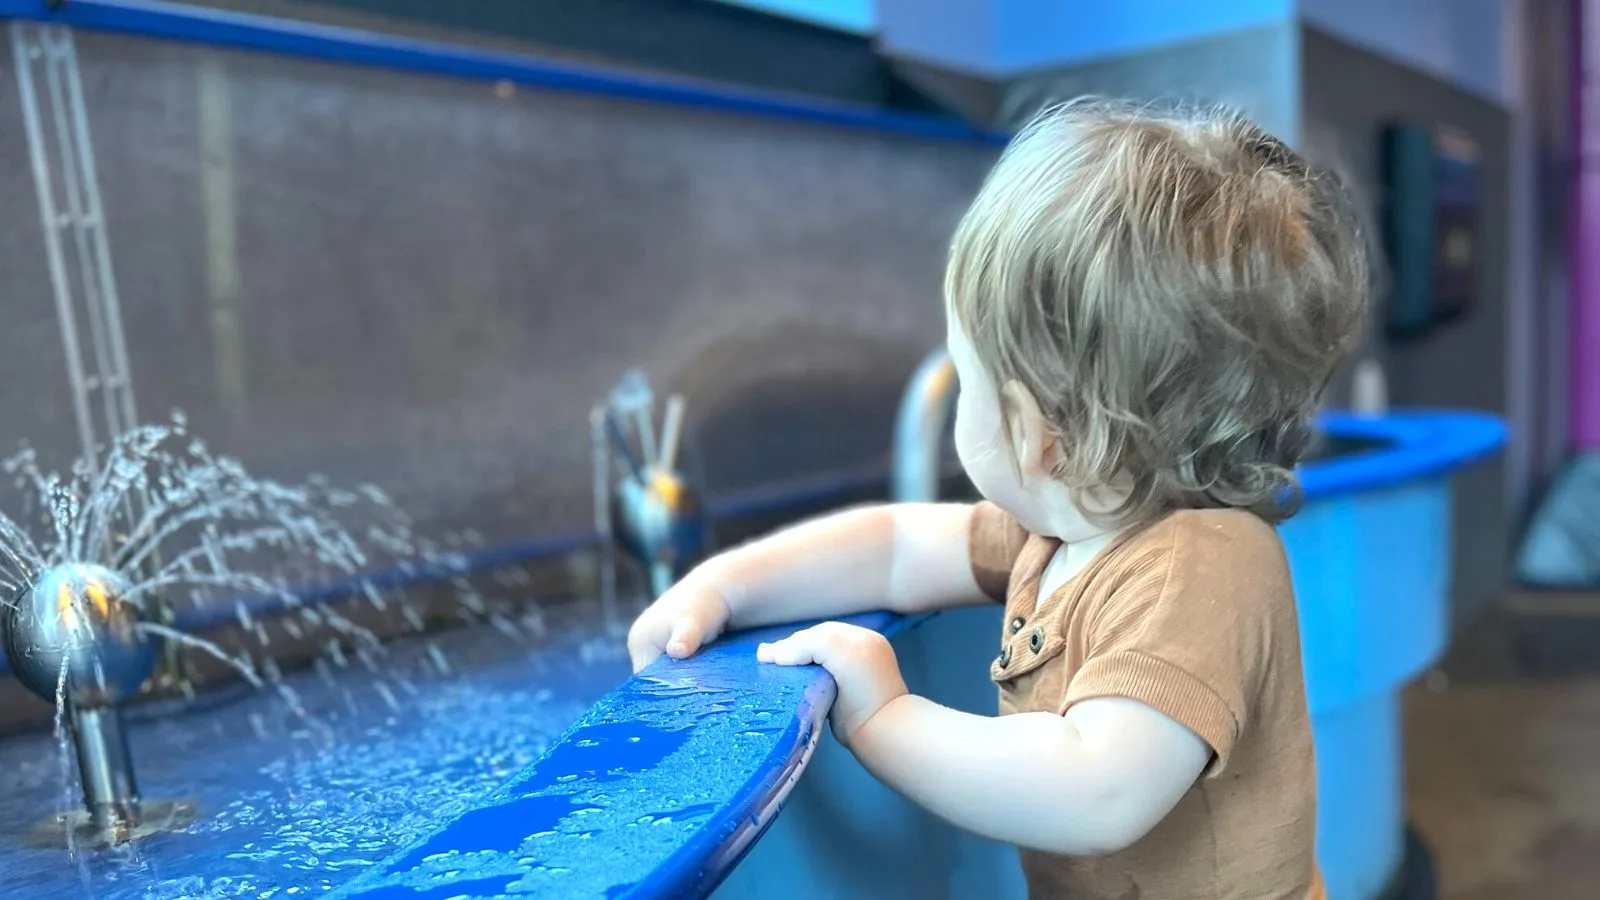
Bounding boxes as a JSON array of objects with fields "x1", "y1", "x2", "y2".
[
  {"x1": 1029, "y1": 628, "x2": 1045, "y2": 653},
  {"x1": 998, "y1": 643, "x2": 1013, "y2": 667},
  {"x1": 1009, "y1": 616, "x2": 1026, "y2": 634}
]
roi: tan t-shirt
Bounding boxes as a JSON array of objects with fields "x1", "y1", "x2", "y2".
[{"x1": 970, "y1": 502, "x2": 1323, "y2": 900}]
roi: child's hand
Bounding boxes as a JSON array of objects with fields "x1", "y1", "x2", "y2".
[
  {"x1": 757, "y1": 622, "x2": 908, "y2": 745},
  {"x1": 626, "y1": 575, "x2": 733, "y2": 672}
]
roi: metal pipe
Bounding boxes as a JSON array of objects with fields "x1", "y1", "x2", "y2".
[
  {"x1": 891, "y1": 349, "x2": 958, "y2": 503},
  {"x1": 12, "y1": 24, "x2": 97, "y2": 461},
  {"x1": 604, "y1": 409, "x2": 644, "y2": 481},
  {"x1": 71, "y1": 704, "x2": 140, "y2": 833},
  {"x1": 659, "y1": 394, "x2": 686, "y2": 473},
  {"x1": 3, "y1": 564, "x2": 162, "y2": 841},
  {"x1": 602, "y1": 375, "x2": 705, "y2": 601},
  {"x1": 648, "y1": 561, "x2": 675, "y2": 600},
  {"x1": 590, "y1": 406, "x2": 619, "y2": 630}
]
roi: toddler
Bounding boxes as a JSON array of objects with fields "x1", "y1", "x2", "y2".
[{"x1": 628, "y1": 100, "x2": 1368, "y2": 900}]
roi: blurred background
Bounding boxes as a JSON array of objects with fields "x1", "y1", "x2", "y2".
[{"x1": 0, "y1": 0, "x2": 1591, "y2": 898}]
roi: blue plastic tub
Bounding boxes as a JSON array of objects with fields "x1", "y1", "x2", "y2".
[{"x1": 1288, "y1": 412, "x2": 1503, "y2": 899}]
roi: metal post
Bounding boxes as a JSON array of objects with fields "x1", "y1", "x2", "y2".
[
  {"x1": 891, "y1": 349, "x2": 958, "y2": 503},
  {"x1": 69, "y1": 704, "x2": 140, "y2": 833},
  {"x1": 11, "y1": 22, "x2": 188, "y2": 691}
]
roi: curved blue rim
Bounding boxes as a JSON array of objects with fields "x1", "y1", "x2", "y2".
[
  {"x1": 332, "y1": 410, "x2": 1502, "y2": 900},
  {"x1": 330, "y1": 611, "x2": 900, "y2": 900},
  {"x1": 1304, "y1": 410, "x2": 1506, "y2": 499}
]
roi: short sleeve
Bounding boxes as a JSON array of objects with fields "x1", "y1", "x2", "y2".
[
  {"x1": 1061, "y1": 511, "x2": 1295, "y2": 775},
  {"x1": 968, "y1": 501, "x2": 1029, "y2": 603}
]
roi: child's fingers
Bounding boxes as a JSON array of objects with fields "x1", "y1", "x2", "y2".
[
  {"x1": 626, "y1": 582, "x2": 732, "y2": 672},
  {"x1": 665, "y1": 618, "x2": 712, "y2": 658},
  {"x1": 789, "y1": 622, "x2": 864, "y2": 669},
  {"x1": 627, "y1": 616, "x2": 672, "y2": 673},
  {"x1": 758, "y1": 623, "x2": 885, "y2": 669},
  {"x1": 756, "y1": 630, "x2": 822, "y2": 666}
]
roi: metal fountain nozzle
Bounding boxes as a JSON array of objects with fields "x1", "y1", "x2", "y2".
[
  {"x1": 5, "y1": 564, "x2": 158, "y2": 707},
  {"x1": 614, "y1": 465, "x2": 705, "y2": 598},
  {"x1": 592, "y1": 374, "x2": 707, "y2": 602},
  {"x1": 2, "y1": 562, "x2": 177, "y2": 843}
]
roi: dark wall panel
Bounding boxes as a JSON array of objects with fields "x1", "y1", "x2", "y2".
[{"x1": 1301, "y1": 25, "x2": 1513, "y2": 621}]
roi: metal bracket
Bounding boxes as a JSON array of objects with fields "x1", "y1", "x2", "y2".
[{"x1": 11, "y1": 22, "x2": 189, "y2": 692}]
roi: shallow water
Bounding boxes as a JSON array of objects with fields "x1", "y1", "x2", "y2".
[{"x1": 0, "y1": 608, "x2": 630, "y2": 899}]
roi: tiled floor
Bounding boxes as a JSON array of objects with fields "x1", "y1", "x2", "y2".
[{"x1": 1405, "y1": 599, "x2": 1600, "y2": 899}]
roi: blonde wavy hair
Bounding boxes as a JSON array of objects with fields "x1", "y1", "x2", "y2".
[{"x1": 947, "y1": 99, "x2": 1369, "y2": 528}]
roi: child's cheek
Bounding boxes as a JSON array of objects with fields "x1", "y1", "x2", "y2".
[
  {"x1": 952, "y1": 405, "x2": 995, "y2": 486},
  {"x1": 953, "y1": 402, "x2": 1018, "y2": 501}
]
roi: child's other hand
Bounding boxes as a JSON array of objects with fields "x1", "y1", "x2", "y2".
[
  {"x1": 626, "y1": 575, "x2": 733, "y2": 673},
  {"x1": 757, "y1": 622, "x2": 908, "y2": 745}
]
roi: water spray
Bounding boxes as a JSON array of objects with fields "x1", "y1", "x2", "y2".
[{"x1": 0, "y1": 418, "x2": 418, "y2": 846}]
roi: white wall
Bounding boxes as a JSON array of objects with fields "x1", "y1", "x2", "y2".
[
  {"x1": 875, "y1": 0, "x2": 999, "y2": 73},
  {"x1": 1298, "y1": 0, "x2": 1512, "y2": 104},
  {"x1": 877, "y1": 0, "x2": 1516, "y2": 98},
  {"x1": 877, "y1": 0, "x2": 1293, "y2": 75},
  {"x1": 712, "y1": 0, "x2": 875, "y2": 33}
]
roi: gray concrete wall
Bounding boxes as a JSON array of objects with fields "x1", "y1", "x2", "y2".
[{"x1": 0, "y1": 30, "x2": 996, "y2": 557}]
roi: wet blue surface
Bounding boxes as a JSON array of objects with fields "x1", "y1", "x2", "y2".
[
  {"x1": 0, "y1": 608, "x2": 629, "y2": 899},
  {"x1": 334, "y1": 411, "x2": 1504, "y2": 900},
  {"x1": 334, "y1": 612, "x2": 897, "y2": 900}
]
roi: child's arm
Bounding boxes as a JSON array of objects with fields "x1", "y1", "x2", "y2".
[
  {"x1": 757, "y1": 625, "x2": 1211, "y2": 856},
  {"x1": 857, "y1": 695, "x2": 1209, "y2": 855},
  {"x1": 757, "y1": 516, "x2": 1289, "y2": 856},
  {"x1": 626, "y1": 503, "x2": 983, "y2": 671}
]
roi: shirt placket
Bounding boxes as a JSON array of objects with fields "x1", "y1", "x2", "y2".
[{"x1": 994, "y1": 536, "x2": 1060, "y2": 678}]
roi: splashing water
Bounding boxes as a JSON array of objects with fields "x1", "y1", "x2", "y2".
[
  {"x1": 135, "y1": 624, "x2": 263, "y2": 690},
  {"x1": 0, "y1": 413, "x2": 478, "y2": 666},
  {"x1": 0, "y1": 412, "x2": 577, "y2": 895},
  {"x1": 0, "y1": 415, "x2": 500, "y2": 830}
]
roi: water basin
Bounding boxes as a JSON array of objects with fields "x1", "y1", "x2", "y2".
[{"x1": 0, "y1": 606, "x2": 628, "y2": 899}]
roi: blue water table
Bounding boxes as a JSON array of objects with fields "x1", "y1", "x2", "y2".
[{"x1": 337, "y1": 407, "x2": 1504, "y2": 900}]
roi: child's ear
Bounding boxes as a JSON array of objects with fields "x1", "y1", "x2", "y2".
[{"x1": 1000, "y1": 380, "x2": 1059, "y2": 478}]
